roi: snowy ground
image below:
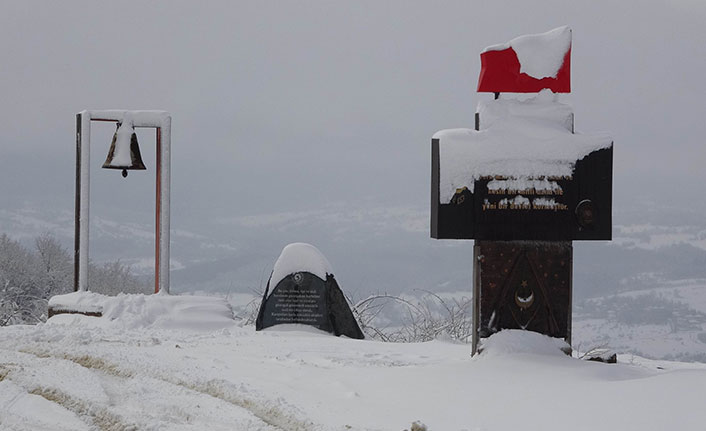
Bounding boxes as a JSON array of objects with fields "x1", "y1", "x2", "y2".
[{"x1": 1, "y1": 294, "x2": 705, "y2": 430}]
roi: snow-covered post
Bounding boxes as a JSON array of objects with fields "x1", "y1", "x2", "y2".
[
  {"x1": 156, "y1": 115, "x2": 171, "y2": 295},
  {"x1": 74, "y1": 110, "x2": 171, "y2": 294},
  {"x1": 75, "y1": 112, "x2": 91, "y2": 292}
]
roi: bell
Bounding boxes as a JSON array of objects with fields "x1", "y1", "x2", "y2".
[{"x1": 102, "y1": 120, "x2": 146, "y2": 178}]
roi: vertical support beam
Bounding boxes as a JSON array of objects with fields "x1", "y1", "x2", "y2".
[
  {"x1": 155, "y1": 128, "x2": 161, "y2": 294},
  {"x1": 566, "y1": 242, "x2": 573, "y2": 346},
  {"x1": 75, "y1": 112, "x2": 91, "y2": 291},
  {"x1": 472, "y1": 240, "x2": 481, "y2": 355},
  {"x1": 74, "y1": 114, "x2": 82, "y2": 292},
  {"x1": 157, "y1": 116, "x2": 171, "y2": 294}
]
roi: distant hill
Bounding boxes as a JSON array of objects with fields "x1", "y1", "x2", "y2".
[{"x1": 2, "y1": 199, "x2": 705, "y2": 360}]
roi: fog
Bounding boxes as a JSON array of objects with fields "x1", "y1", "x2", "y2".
[{"x1": 1, "y1": 1, "x2": 705, "y2": 297}]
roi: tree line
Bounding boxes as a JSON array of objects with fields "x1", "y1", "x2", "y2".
[
  {"x1": 0, "y1": 233, "x2": 148, "y2": 326},
  {"x1": 2, "y1": 232, "x2": 473, "y2": 343}
]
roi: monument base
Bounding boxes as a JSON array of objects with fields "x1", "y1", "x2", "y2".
[
  {"x1": 472, "y1": 240, "x2": 572, "y2": 355},
  {"x1": 47, "y1": 307, "x2": 103, "y2": 318}
]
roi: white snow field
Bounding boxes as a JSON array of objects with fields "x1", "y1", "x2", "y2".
[{"x1": 1, "y1": 294, "x2": 705, "y2": 431}]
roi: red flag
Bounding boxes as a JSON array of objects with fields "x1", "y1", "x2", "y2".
[{"x1": 477, "y1": 27, "x2": 571, "y2": 94}]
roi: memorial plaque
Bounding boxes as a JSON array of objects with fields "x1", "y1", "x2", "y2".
[
  {"x1": 264, "y1": 272, "x2": 332, "y2": 332},
  {"x1": 431, "y1": 142, "x2": 612, "y2": 241},
  {"x1": 259, "y1": 271, "x2": 331, "y2": 331},
  {"x1": 255, "y1": 243, "x2": 364, "y2": 339}
]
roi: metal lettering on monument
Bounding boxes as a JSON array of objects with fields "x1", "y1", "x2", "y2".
[{"x1": 431, "y1": 144, "x2": 612, "y2": 241}]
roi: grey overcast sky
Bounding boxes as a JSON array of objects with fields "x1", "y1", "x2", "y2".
[{"x1": 1, "y1": 1, "x2": 705, "y2": 269}]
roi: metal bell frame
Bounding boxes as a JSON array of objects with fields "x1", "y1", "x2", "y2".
[{"x1": 75, "y1": 110, "x2": 171, "y2": 294}]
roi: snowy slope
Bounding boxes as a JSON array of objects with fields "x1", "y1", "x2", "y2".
[
  {"x1": 573, "y1": 279, "x2": 706, "y2": 362},
  {"x1": 1, "y1": 297, "x2": 705, "y2": 431}
]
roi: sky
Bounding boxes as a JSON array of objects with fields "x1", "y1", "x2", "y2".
[{"x1": 1, "y1": 1, "x2": 706, "y2": 294}]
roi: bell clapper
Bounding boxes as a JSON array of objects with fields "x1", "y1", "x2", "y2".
[{"x1": 122, "y1": 169, "x2": 128, "y2": 178}]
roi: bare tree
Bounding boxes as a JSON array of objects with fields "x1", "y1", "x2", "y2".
[
  {"x1": 35, "y1": 233, "x2": 73, "y2": 297},
  {"x1": 1, "y1": 232, "x2": 149, "y2": 326},
  {"x1": 0, "y1": 234, "x2": 44, "y2": 326},
  {"x1": 89, "y1": 260, "x2": 150, "y2": 295}
]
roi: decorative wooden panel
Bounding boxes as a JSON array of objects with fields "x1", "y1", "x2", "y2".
[{"x1": 473, "y1": 241, "x2": 572, "y2": 353}]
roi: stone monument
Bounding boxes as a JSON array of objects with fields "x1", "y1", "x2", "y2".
[{"x1": 255, "y1": 243, "x2": 364, "y2": 339}]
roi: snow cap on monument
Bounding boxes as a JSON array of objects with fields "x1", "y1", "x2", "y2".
[
  {"x1": 268, "y1": 242, "x2": 333, "y2": 296},
  {"x1": 477, "y1": 26, "x2": 571, "y2": 94}
]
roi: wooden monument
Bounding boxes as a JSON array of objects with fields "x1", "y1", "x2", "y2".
[{"x1": 430, "y1": 27, "x2": 613, "y2": 354}]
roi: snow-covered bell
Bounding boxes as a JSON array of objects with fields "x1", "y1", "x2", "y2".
[{"x1": 102, "y1": 120, "x2": 146, "y2": 178}]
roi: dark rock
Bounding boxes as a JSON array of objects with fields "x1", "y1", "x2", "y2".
[
  {"x1": 256, "y1": 272, "x2": 364, "y2": 339},
  {"x1": 583, "y1": 349, "x2": 617, "y2": 364}
]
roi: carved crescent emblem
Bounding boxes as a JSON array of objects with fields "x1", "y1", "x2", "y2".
[{"x1": 514, "y1": 280, "x2": 535, "y2": 309}]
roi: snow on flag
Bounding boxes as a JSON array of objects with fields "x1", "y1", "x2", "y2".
[{"x1": 477, "y1": 26, "x2": 571, "y2": 94}]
